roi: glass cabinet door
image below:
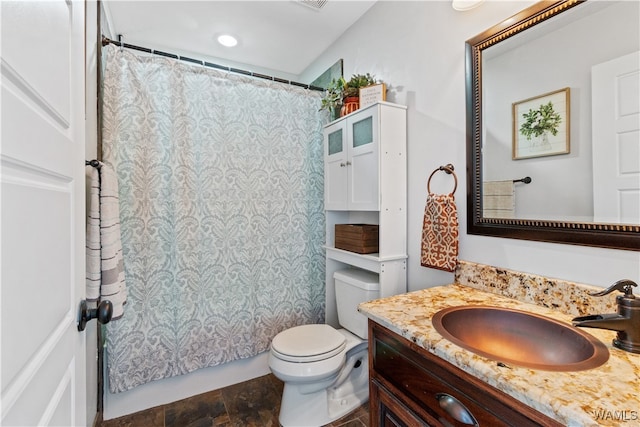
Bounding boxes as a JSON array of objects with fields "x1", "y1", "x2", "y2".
[
  {"x1": 324, "y1": 121, "x2": 349, "y2": 210},
  {"x1": 323, "y1": 106, "x2": 380, "y2": 211},
  {"x1": 349, "y1": 108, "x2": 379, "y2": 210}
]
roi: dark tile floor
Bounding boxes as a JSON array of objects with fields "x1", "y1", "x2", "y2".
[{"x1": 98, "y1": 374, "x2": 369, "y2": 427}]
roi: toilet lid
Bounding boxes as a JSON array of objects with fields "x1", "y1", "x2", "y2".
[{"x1": 271, "y1": 324, "x2": 346, "y2": 362}]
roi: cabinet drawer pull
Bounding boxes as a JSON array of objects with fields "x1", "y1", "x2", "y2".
[
  {"x1": 340, "y1": 162, "x2": 346, "y2": 167},
  {"x1": 435, "y1": 393, "x2": 479, "y2": 426}
]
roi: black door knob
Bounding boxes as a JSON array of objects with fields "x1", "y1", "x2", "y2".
[{"x1": 77, "y1": 299, "x2": 113, "y2": 331}]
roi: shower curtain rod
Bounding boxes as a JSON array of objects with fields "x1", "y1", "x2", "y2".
[{"x1": 102, "y1": 36, "x2": 324, "y2": 92}]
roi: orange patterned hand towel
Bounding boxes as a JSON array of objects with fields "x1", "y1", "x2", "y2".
[{"x1": 420, "y1": 193, "x2": 459, "y2": 272}]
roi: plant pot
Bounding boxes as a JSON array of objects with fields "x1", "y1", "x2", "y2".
[
  {"x1": 340, "y1": 96, "x2": 360, "y2": 117},
  {"x1": 329, "y1": 106, "x2": 341, "y2": 121}
]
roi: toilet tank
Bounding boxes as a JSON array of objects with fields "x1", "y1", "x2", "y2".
[{"x1": 334, "y1": 269, "x2": 380, "y2": 339}]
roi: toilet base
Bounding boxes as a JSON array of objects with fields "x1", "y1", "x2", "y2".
[{"x1": 278, "y1": 346, "x2": 369, "y2": 427}]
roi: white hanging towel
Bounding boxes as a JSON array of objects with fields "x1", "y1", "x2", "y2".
[
  {"x1": 86, "y1": 162, "x2": 127, "y2": 319},
  {"x1": 482, "y1": 180, "x2": 515, "y2": 219}
]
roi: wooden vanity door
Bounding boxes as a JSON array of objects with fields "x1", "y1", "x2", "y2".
[{"x1": 371, "y1": 379, "x2": 433, "y2": 427}]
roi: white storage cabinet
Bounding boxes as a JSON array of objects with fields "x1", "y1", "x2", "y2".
[{"x1": 323, "y1": 102, "x2": 408, "y2": 327}]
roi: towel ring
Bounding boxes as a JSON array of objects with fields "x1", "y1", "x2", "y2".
[{"x1": 427, "y1": 164, "x2": 458, "y2": 195}]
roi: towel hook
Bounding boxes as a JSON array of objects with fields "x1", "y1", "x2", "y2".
[{"x1": 428, "y1": 164, "x2": 458, "y2": 195}]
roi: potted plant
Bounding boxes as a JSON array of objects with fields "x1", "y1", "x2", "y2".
[
  {"x1": 344, "y1": 73, "x2": 377, "y2": 97},
  {"x1": 342, "y1": 73, "x2": 379, "y2": 116},
  {"x1": 320, "y1": 77, "x2": 346, "y2": 121}
]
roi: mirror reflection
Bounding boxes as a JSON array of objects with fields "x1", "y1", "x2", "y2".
[{"x1": 481, "y1": 1, "x2": 639, "y2": 225}]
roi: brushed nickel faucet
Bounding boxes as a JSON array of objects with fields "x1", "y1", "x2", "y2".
[{"x1": 572, "y1": 280, "x2": 639, "y2": 354}]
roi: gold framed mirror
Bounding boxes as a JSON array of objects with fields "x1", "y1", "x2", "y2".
[{"x1": 466, "y1": 0, "x2": 640, "y2": 250}]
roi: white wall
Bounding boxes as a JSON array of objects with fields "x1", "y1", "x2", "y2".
[{"x1": 300, "y1": 0, "x2": 639, "y2": 291}]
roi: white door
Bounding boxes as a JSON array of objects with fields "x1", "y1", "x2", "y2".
[
  {"x1": 592, "y1": 51, "x2": 640, "y2": 224},
  {"x1": 1, "y1": 1, "x2": 87, "y2": 426}
]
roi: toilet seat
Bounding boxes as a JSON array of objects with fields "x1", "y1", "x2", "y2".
[{"x1": 271, "y1": 324, "x2": 346, "y2": 363}]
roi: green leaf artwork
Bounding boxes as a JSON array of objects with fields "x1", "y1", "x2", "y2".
[{"x1": 519, "y1": 101, "x2": 562, "y2": 140}]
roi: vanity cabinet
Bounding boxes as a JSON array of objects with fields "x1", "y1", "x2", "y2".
[
  {"x1": 369, "y1": 321, "x2": 563, "y2": 427},
  {"x1": 323, "y1": 102, "x2": 407, "y2": 327}
]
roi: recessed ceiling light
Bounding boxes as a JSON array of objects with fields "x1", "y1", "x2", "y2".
[{"x1": 217, "y1": 34, "x2": 238, "y2": 47}]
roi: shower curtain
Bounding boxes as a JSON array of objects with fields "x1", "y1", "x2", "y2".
[{"x1": 101, "y1": 45, "x2": 326, "y2": 393}]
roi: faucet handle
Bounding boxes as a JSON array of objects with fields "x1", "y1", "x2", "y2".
[{"x1": 589, "y1": 279, "x2": 637, "y2": 298}]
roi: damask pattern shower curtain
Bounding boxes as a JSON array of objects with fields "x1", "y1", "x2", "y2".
[{"x1": 101, "y1": 45, "x2": 325, "y2": 393}]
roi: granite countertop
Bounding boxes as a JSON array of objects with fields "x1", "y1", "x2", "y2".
[{"x1": 359, "y1": 284, "x2": 639, "y2": 427}]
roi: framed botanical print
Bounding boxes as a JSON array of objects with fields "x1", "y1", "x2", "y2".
[{"x1": 512, "y1": 88, "x2": 570, "y2": 160}]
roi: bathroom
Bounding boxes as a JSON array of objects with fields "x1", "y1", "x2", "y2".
[{"x1": 1, "y1": 0, "x2": 637, "y2": 426}]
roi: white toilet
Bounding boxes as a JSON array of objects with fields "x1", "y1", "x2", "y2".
[{"x1": 268, "y1": 268, "x2": 380, "y2": 427}]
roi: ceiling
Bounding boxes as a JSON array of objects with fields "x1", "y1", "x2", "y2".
[{"x1": 103, "y1": 1, "x2": 377, "y2": 79}]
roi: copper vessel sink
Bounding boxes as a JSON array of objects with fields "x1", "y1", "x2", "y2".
[{"x1": 432, "y1": 306, "x2": 609, "y2": 371}]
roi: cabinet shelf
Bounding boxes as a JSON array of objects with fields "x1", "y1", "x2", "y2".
[{"x1": 324, "y1": 246, "x2": 408, "y2": 273}]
